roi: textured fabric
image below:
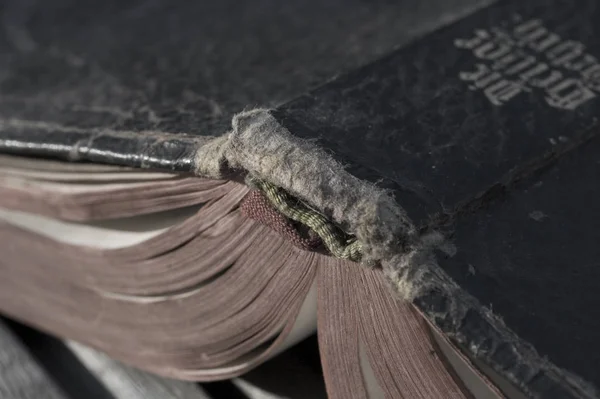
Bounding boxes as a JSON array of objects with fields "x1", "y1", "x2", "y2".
[
  {"x1": 247, "y1": 176, "x2": 362, "y2": 262},
  {"x1": 196, "y1": 109, "x2": 419, "y2": 268},
  {"x1": 240, "y1": 189, "x2": 322, "y2": 252}
]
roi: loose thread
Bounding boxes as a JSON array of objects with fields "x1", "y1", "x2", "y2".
[{"x1": 247, "y1": 175, "x2": 363, "y2": 262}]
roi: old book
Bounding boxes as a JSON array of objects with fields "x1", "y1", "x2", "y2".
[{"x1": 0, "y1": 0, "x2": 598, "y2": 398}]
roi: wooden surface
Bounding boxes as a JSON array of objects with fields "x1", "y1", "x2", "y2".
[
  {"x1": 0, "y1": 323, "x2": 66, "y2": 399},
  {"x1": 0, "y1": 319, "x2": 327, "y2": 399}
]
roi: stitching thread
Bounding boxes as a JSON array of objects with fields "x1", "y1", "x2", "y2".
[{"x1": 247, "y1": 175, "x2": 363, "y2": 262}]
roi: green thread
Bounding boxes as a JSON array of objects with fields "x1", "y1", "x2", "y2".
[{"x1": 248, "y1": 175, "x2": 362, "y2": 262}]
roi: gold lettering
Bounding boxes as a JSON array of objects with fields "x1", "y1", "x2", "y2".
[
  {"x1": 564, "y1": 54, "x2": 598, "y2": 72},
  {"x1": 492, "y1": 52, "x2": 520, "y2": 70},
  {"x1": 528, "y1": 33, "x2": 561, "y2": 52},
  {"x1": 547, "y1": 41, "x2": 585, "y2": 67},
  {"x1": 582, "y1": 64, "x2": 600, "y2": 91},
  {"x1": 505, "y1": 55, "x2": 536, "y2": 75},
  {"x1": 474, "y1": 41, "x2": 512, "y2": 60},
  {"x1": 513, "y1": 19, "x2": 543, "y2": 37},
  {"x1": 545, "y1": 79, "x2": 596, "y2": 110},
  {"x1": 460, "y1": 63, "x2": 489, "y2": 83},
  {"x1": 455, "y1": 16, "x2": 600, "y2": 108},
  {"x1": 517, "y1": 27, "x2": 550, "y2": 47},
  {"x1": 530, "y1": 70, "x2": 563, "y2": 89},
  {"x1": 519, "y1": 63, "x2": 549, "y2": 81},
  {"x1": 484, "y1": 80, "x2": 526, "y2": 105},
  {"x1": 454, "y1": 30, "x2": 490, "y2": 50}
]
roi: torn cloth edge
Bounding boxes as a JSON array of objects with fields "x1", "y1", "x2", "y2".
[{"x1": 195, "y1": 108, "x2": 597, "y2": 399}]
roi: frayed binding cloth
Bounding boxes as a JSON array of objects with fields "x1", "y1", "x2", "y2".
[
  {"x1": 195, "y1": 108, "x2": 429, "y2": 297},
  {"x1": 194, "y1": 108, "x2": 599, "y2": 399}
]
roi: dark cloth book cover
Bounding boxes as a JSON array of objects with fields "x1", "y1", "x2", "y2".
[{"x1": 0, "y1": 0, "x2": 599, "y2": 398}]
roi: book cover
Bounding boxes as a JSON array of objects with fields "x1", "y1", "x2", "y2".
[{"x1": 0, "y1": 0, "x2": 598, "y2": 398}]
